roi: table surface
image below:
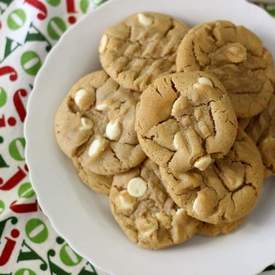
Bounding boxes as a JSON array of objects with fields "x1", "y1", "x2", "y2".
[{"x1": 0, "y1": 1, "x2": 274, "y2": 274}]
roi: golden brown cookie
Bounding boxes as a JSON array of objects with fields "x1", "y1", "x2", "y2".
[
  {"x1": 109, "y1": 159, "x2": 200, "y2": 249},
  {"x1": 99, "y1": 12, "x2": 189, "y2": 92},
  {"x1": 72, "y1": 158, "x2": 112, "y2": 195},
  {"x1": 198, "y1": 219, "x2": 244, "y2": 237},
  {"x1": 160, "y1": 130, "x2": 264, "y2": 224},
  {"x1": 136, "y1": 71, "x2": 237, "y2": 175},
  {"x1": 244, "y1": 95, "x2": 275, "y2": 175},
  {"x1": 176, "y1": 20, "x2": 275, "y2": 118},
  {"x1": 55, "y1": 71, "x2": 146, "y2": 186}
]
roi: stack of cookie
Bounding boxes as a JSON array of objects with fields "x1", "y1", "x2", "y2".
[{"x1": 55, "y1": 12, "x2": 275, "y2": 249}]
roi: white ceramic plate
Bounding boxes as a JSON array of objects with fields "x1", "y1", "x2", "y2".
[{"x1": 25, "y1": 0, "x2": 275, "y2": 274}]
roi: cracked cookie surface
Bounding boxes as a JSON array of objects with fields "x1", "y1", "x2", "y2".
[
  {"x1": 160, "y1": 130, "x2": 264, "y2": 224},
  {"x1": 109, "y1": 159, "x2": 200, "y2": 249},
  {"x1": 243, "y1": 95, "x2": 275, "y2": 175},
  {"x1": 55, "y1": 70, "x2": 146, "y2": 182},
  {"x1": 136, "y1": 71, "x2": 237, "y2": 175},
  {"x1": 176, "y1": 20, "x2": 275, "y2": 118},
  {"x1": 99, "y1": 12, "x2": 189, "y2": 92}
]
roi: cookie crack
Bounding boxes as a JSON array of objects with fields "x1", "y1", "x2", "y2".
[
  {"x1": 170, "y1": 79, "x2": 178, "y2": 94},
  {"x1": 109, "y1": 144, "x2": 123, "y2": 163},
  {"x1": 162, "y1": 18, "x2": 175, "y2": 38},
  {"x1": 213, "y1": 163, "x2": 233, "y2": 193},
  {"x1": 142, "y1": 135, "x2": 175, "y2": 155},
  {"x1": 207, "y1": 101, "x2": 217, "y2": 138}
]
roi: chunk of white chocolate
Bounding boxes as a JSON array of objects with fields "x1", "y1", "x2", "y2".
[
  {"x1": 198, "y1": 77, "x2": 213, "y2": 87},
  {"x1": 142, "y1": 225, "x2": 157, "y2": 238},
  {"x1": 192, "y1": 196, "x2": 203, "y2": 216},
  {"x1": 105, "y1": 120, "x2": 122, "y2": 141},
  {"x1": 80, "y1": 117, "x2": 93, "y2": 130},
  {"x1": 192, "y1": 189, "x2": 217, "y2": 218},
  {"x1": 173, "y1": 132, "x2": 184, "y2": 151},
  {"x1": 88, "y1": 136, "x2": 108, "y2": 159},
  {"x1": 127, "y1": 177, "x2": 147, "y2": 198},
  {"x1": 226, "y1": 44, "x2": 247, "y2": 63},
  {"x1": 96, "y1": 102, "x2": 108, "y2": 111},
  {"x1": 171, "y1": 97, "x2": 189, "y2": 117},
  {"x1": 176, "y1": 208, "x2": 185, "y2": 216},
  {"x1": 194, "y1": 155, "x2": 213, "y2": 171},
  {"x1": 116, "y1": 191, "x2": 136, "y2": 212},
  {"x1": 137, "y1": 13, "x2": 153, "y2": 26},
  {"x1": 193, "y1": 77, "x2": 213, "y2": 90},
  {"x1": 74, "y1": 89, "x2": 93, "y2": 110},
  {"x1": 99, "y1": 34, "x2": 108, "y2": 53},
  {"x1": 136, "y1": 217, "x2": 158, "y2": 239}
]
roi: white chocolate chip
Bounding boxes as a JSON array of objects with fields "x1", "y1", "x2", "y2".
[
  {"x1": 173, "y1": 132, "x2": 184, "y2": 151},
  {"x1": 194, "y1": 155, "x2": 213, "y2": 171},
  {"x1": 192, "y1": 83, "x2": 202, "y2": 90},
  {"x1": 193, "y1": 77, "x2": 213, "y2": 91},
  {"x1": 136, "y1": 217, "x2": 158, "y2": 239},
  {"x1": 105, "y1": 120, "x2": 122, "y2": 141},
  {"x1": 155, "y1": 212, "x2": 163, "y2": 220},
  {"x1": 127, "y1": 177, "x2": 147, "y2": 198},
  {"x1": 193, "y1": 196, "x2": 203, "y2": 216},
  {"x1": 142, "y1": 227, "x2": 157, "y2": 238},
  {"x1": 176, "y1": 209, "x2": 185, "y2": 216},
  {"x1": 116, "y1": 191, "x2": 136, "y2": 212},
  {"x1": 99, "y1": 34, "x2": 108, "y2": 53},
  {"x1": 171, "y1": 97, "x2": 189, "y2": 117},
  {"x1": 80, "y1": 117, "x2": 93, "y2": 130},
  {"x1": 192, "y1": 189, "x2": 217, "y2": 217},
  {"x1": 74, "y1": 89, "x2": 93, "y2": 110},
  {"x1": 226, "y1": 44, "x2": 247, "y2": 63},
  {"x1": 95, "y1": 102, "x2": 108, "y2": 111},
  {"x1": 88, "y1": 136, "x2": 108, "y2": 159},
  {"x1": 137, "y1": 13, "x2": 153, "y2": 26},
  {"x1": 198, "y1": 77, "x2": 213, "y2": 87},
  {"x1": 155, "y1": 212, "x2": 171, "y2": 229}
]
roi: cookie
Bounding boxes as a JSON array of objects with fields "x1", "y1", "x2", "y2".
[
  {"x1": 244, "y1": 95, "x2": 275, "y2": 174},
  {"x1": 136, "y1": 71, "x2": 237, "y2": 175},
  {"x1": 72, "y1": 158, "x2": 112, "y2": 195},
  {"x1": 176, "y1": 20, "x2": 275, "y2": 118},
  {"x1": 55, "y1": 70, "x2": 146, "y2": 177},
  {"x1": 160, "y1": 130, "x2": 264, "y2": 224},
  {"x1": 99, "y1": 12, "x2": 189, "y2": 92},
  {"x1": 109, "y1": 159, "x2": 200, "y2": 249},
  {"x1": 199, "y1": 219, "x2": 243, "y2": 237}
]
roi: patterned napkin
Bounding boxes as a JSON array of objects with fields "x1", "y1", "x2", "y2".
[
  {"x1": 0, "y1": 0, "x2": 273, "y2": 274},
  {"x1": 0, "y1": 1, "x2": 107, "y2": 274}
]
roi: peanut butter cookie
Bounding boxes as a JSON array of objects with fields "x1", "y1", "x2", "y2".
[
  {"x1": 160, "y1": 130, "x2": 264, "y2": 224},
  {"x1": 176, "y1": 20, "x2": 275, "y2": 118},
  {"x1": 136, "y1": 71, "x2": 237, "y2": 175},
  {"x1": 99, "y1": 12, "x2": 189, "y2": 91},
  {"x1": 244, "y1": 95, "x2": 275, "y2": 175},
  {"x1": 72, "y1": 158, "x2": 112, "y2": 195},
  {"x1": 55, "y1": 70, "x2": 146, "y2": 181},
  {"x1": 109, "y1": 160, "x2": 200, "y2": 249}
]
